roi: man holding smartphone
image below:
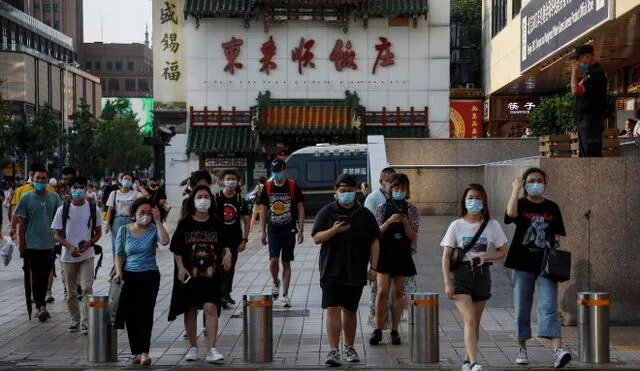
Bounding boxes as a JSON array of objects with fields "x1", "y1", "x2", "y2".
[{"x1": 312, "y1": 174, "x2": 380, "y2": 366}]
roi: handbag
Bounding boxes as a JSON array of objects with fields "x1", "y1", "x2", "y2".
[
  {"x1": 540, "y1": 246, "x2": 571, "y2": 282},
  {"x1": 449, "y1": 218, "x2": 489, "y2": 272},
  {"x1": 108, "y1": 225, "x2": 127, "y2": 329}
]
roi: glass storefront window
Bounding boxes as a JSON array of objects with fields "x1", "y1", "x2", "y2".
[{"x1": 115, "y1": 61, "x2": 122, "y2": 70}]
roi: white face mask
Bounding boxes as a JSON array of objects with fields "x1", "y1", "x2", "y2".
[
  {"x1": 137, "y1": 215, "x2": 152, "y2": 226},
  {"x1": 195, "y1": 198, "x2": 211, "y2": 212}
]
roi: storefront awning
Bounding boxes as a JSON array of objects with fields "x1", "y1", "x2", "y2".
[
  {"x1": 360, "y1": 0, "x2": 429, "y2": 16},
  {"x1": 187, "y1": 126, "x2": 256, "y2": 154},
  {"x1": 183, "y1": 0, "x2": 254, "y2": 19}
]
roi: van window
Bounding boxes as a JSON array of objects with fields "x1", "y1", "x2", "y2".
[
  {"x1": 287, "y1": 167, "x2": 299, "y2": 180},
  {"x1": 307, "y1": 161, "x2": 336, "y2": 183}
]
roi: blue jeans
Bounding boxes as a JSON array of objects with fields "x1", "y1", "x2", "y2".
[{"x1": 513, "y1": 270, "x2": 561, "y2": 341}]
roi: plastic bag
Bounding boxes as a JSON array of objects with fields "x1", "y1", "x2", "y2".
[{"x1": 0, "y1": 237, "x2": 15, "y2": 266}]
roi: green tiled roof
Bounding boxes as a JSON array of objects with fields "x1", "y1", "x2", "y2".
[
  {"x1": 365, "y1": 126, "x2": 429, "y2": 138},
  {"x1": 257, "y1": 125, "x2": 361, "y2": 136},
  {"x1": 187, "y1": 126, "x2": 256, "y2": 154},
  {"x1": 361, "y1": 0, "x2": 429, "y2": 15},
  {"x1": 261, "y1": 0, "x2": 359, "y2": 6},
  {"x1": 184, "y1": 0, "x2": 254, "y2": 18}
]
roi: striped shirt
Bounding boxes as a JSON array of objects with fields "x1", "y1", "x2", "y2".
[{"x1": 115, "y1": 224, "x2": 159, "y2": 272}]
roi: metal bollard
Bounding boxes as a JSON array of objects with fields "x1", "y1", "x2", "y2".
[
  {"x1": 87, "y1": 296, "x2": 117, "y2": 362},
  {"x1": 578, "y1": 292, "x2": 610, "y2": 364},
  {"x1": 409, "y1": 293, "x2": 439, "y2": 363},
  {"x1": 243, "y1": 294, "x2": 273, "y2": 363}
]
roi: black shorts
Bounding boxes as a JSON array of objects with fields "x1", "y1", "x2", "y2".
[
  {"x1": 268, "y1": 233, "x2": 295, "y2": 262},
  {"x1": 321, "y1": 282, "x2": 364, "y2": 313},
  {"x1": 450, "y1": 263, "x2": 492, "y2": 302},
  {"x1": 184, "y1": 276, "x2": 222, "y2": 316}
]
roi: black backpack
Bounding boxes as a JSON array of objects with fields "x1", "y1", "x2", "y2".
[{"x1": 61, "y1": 198, "x2": 103, "y2": 278}]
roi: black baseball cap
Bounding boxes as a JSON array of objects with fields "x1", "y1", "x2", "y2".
[
  {"x1": 271, "y1": 159, "x2": 286, "y2": 173},
  {"x1": 572, "y1": 44, "x2": 594, "y2": 59},
  {"x1": 334, "y1": 173, "x2": 357, "y2": 188}
]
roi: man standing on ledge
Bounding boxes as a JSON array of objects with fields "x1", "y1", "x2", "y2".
[
  {"x1": 571, "y1": 44, "x2": 608, "y2": 157},
  {"x1": 259, "y1": 159, "x2": 305, "y2": 308}
]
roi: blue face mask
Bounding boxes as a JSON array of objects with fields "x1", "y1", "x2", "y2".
[
  {"x1": 465, "y1": 199, "x2": 484, "y2": 215},
  {"x1": 121, "y1": 179, "x2": 132, "y2": 189},
  {"x1": 34, "y1": 182, "x2": 47, "y2": 192},
  {"x1": 579, "y1": 62, "x2": 589, "y2": 72},
  {"x1": 337, "y1": 192, "x2": 356, "y2": 205},
  {"x1": 71, "y1": 189, "x2": 85, "y2": 200},
  {"x1": 526, "y1": 182, "x2": 545, "y2": 197},
  {"x1": 272, "y1": 172, "x2": 285, "y2": 182},
  {"x1": 392, "y1": 191, "x2": 406, "y2": 201}
]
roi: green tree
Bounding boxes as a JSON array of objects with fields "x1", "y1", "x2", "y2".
[
  {"x1": 451, "y1": 0, "x2": 482, "y2": 87},
  {"x1": 68, "y1": 99, "x2": 100, "y2": 178},
  {"x1": 15, "y1": 104, "x2": 62, "y2": 165}
]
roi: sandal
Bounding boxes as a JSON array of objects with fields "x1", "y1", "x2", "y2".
[{"x1": 130, "y1": 355, "x2": 141, "y2": 365}]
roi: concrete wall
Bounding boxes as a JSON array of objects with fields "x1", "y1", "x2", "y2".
[
  {"x1": 485, "y1": 158, "x2": 640, "y2": 325},
  {"x1": 384, "y1": 138, "x2": 538, "y2": 215}
]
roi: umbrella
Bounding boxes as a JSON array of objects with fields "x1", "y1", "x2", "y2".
[
  {"x1": 93, "y1": 245, "x2": 104, "y2": 279},
  {"x1": 22, "y1": 252, "x2": 32, "y2": 320}
]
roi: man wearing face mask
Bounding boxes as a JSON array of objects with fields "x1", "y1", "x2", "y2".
[
  {"x1": 312, "y1": 174, "x2": 380, "y2": 366},
  {"x1": 51, "y1": 177, "x2": 102, "y2": 334},
  {"x1": 571, "y1": 44, "x2": 608, "y2": 157},
  {"x1": 214, "y1": 170, "x2": 250, "y2": 307},
  {"x1": 13, "y1": 166, "x2": 62, "y2": 322}
]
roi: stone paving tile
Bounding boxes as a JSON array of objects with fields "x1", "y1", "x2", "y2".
[{"x1": 1, "y1": 216, "x2": 640, "y2": 369}]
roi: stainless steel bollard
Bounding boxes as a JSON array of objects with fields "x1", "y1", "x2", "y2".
[
  {"x1": 243, "y1": 294, "x2": 273, "y2": 363},
  {"x1": 578, "y1": 292, "x2": 610, "y2": 364},
  {"x1": 87, "y1": 296, "x2": 117, "y2": 362},
  {"x1": 409, "y1": 293, "x2": 439, "y2": 363}
]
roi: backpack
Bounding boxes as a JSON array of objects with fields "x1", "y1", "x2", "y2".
[
  {"x1": 265, "y1": 179, "x2": 296, "y2": 202},
  {"x1": 62, "y1": 198, "x2": 103, "y2": 278}
]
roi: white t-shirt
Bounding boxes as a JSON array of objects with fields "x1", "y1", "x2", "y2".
[
  {"x1": 51, "y1": 201, "x2": 103, "y2": 263},
  {"x1": 106, "y1": 190, "x2": 140, "y2": 216},
  {"x1": 440, "y1": 218, "x2": 508, "y2": 261}
]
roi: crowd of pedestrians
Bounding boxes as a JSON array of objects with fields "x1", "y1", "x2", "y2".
[{"x1": 4, "y1": 160, "x2": 573, "y2": 370}]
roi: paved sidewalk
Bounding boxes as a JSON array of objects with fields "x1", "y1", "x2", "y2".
[{"x1": 0, "y1": 215, "x2": 639, "y2": 370}]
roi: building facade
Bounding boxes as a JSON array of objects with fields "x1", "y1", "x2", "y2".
[
  {"x1": 482, "y1": 0, "x2": 640, "y2": 137},
  {"x1": 0, "y1": 1, "x2": 100, "y2": 127},
  {"x1": 82, "y1": 41, "x2": 153, "y2": 98},
  {"x1": 153, "y1": 0, "x2": 451, "y2": 207}
]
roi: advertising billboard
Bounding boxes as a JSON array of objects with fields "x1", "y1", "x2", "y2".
[
  {"x1": 102, "y1": 97, "x2": 154, "y2": 136},
  {"x1": 450, "y1": 100, "x2": 483, "y2": 138}
]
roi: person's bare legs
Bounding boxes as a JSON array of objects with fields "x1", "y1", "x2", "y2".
[
  {"x1": 375, "y1": 273, "x2": 391, "y2": 330},
  {"x1": 466, "y1": 300, "x2": 487, "y2": 361},
  {"x1": 390, "y1": 277, "x2": 405, "y2": 331},
  {"x1": 184, "y1": 307, "x2": 198, "y2": 348},
  {"x1": 203, "y1": 303, "x2": 219, "y2": 348},
  {"x1": 342, "y1": 309, "x2": 357, "y2": 347},
  {"x1": 282, "y1": 261, "x2": 292, "y2": 297},
  {"x1": 269, "y1": 258, "x2": 280, "y2": 287},
  {"x1": 453, "y1": 295, "x2": 480, "y2": 364},
  {"x1": 325, "y1": 307, "x2": 342, "y2": 349}
]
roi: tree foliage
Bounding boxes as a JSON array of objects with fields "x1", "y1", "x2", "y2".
[
  {"x1": 451, "y1": 0, "x2": 482, "y2": 87},
  {"x1": 16, "y1": 104, "x2": 62, "y2": 165}
]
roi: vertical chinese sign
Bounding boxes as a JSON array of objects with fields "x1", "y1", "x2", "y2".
[
  {"x1": 153, "y1": 0, "x2": 185, "y2": 110},
  {"x1": 449, "y1": 100, "x2": 483, "y2": 138}
]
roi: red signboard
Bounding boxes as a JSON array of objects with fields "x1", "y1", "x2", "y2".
[{"x1": 450, "y1": 100, "x2": 483, "y2": 138}]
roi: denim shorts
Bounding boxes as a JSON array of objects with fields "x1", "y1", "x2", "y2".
[{"x1": 450, "y1": 262, "x2": 492, "y2": 302}]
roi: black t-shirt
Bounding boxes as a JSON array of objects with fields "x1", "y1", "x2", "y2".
[
  {"x1": 575, "y1": 63, "x2": 608, "y2": 118},
  {"x1": 170, "y1": 216, "x2": 226, "y2": 280},
  {"x1": 312, "y1": 201, "x2": 380, "y2": 287},
  {"x1": 504, "y1": 198, "x2": 566, "y2": 273},
  {"x1": 257, "y1": 179, "x2": 305, "y2": 234},
  {"x1": 149, "y1": 187, "x2": 167, "y2": 204},
  {"x1": 215, "y1": 191, "x2": 249, "y2": 245}
]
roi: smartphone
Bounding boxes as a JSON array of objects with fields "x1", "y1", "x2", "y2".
[
  {"x1": 337, "y1": 215, "x2": 352, "y2": 225},
  {"x1": 183, "y1": 274, "x2": 191, "y2": 284}
]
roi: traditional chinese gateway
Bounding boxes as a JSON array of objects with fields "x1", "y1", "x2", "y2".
[{"x1": 152, "y1": 0, "x2": 451, "y2": 205}]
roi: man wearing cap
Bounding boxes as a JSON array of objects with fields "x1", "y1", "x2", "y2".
[
  {"x1": 312, "y1": 174, "x2": 380, "y2": 366},
  {"x1": 258, "y1": 159, "x2": 305, "y2": 308},
  {"x1": 571, "y1": 44, "x2": 608, "y2": 157}
]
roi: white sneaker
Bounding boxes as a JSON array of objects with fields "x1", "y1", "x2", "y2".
[
  {"x1": 206, "y1": 347, "x2": 225, "y2": 363},
  {"x1": 280, "y1": 296, "x2": 291, "y2": 308},
  {"x1": 271, "y1": 282, "x2": 280, "y2": 299},
  {"x1": 470, "y1": 363, "x2": 483, "y2": 371},
  {"x1": 185, "y1": 347, "x2": 199, "y2": 361},
  {"x1": 553, "y1": 348, "x2": 571, "y2": 368},
  {"x1": 516, "y1": 346, "x2": 529, "y2": 365}
]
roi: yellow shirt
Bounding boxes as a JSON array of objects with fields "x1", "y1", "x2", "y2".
[{"x1": 11, "y1": 183, "x2": 57, "y2": 206}]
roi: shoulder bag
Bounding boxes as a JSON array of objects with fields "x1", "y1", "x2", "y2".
[
  {"x1": 449, "y1": 218, "x2": 489, "y2": 272},
  {"x1": 540, "y1": 243, "x2": 571, "y2": 282},
  {"x1": 108, "y1": 225, "x2": 127, "y2": 329}
]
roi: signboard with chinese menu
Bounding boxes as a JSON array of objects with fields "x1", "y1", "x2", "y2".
[
  {"x1": 520, "y1": 0, "x2": 612, "y2": 72},
  {"x1": 153, "y1": 0, "x2": 185, "y2": 106},
  {"x1": 450, "y1": 100, "x2": 483, "y2": 138}
]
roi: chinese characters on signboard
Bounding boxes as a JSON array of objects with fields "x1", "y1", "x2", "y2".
[
  {"x1": 259, "y1": 36, "x2": 278, "y2": 75},
  {"x1": 502, "y1": 97, "x2": 540, "y2": 118},
  {"x1": 160, "y1": 1, "x2": 181, "y2": 81},
  {"x1": 291, "y1": 38, "x2": 316, "y2": 75},
  {"x1": 450, "y1": 100, "x2": 484, "y2": 138},
  {"x1": 153, "y1": 0, "x2": 185, "y2": 104},
  {"x1": 222, "y1": 37, "x2": 244, "y2": 75}
]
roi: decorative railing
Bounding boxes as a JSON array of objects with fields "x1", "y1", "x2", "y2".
[
  {"x1": 189, "y1": 106, "x2": 252, "y2": 126},
  {"x1": 364, "y1": 107, "x2": 428, "y2": 126}
]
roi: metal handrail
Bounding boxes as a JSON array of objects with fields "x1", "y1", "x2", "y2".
[{"x1": 389, "y1": 156, "x2": 540, "y2": 169}]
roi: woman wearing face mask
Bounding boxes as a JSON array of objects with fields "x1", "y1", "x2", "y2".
[
  {"x1": 112, "y1": 199, "x2": 169, "y2": 366},
  {"x1": 441, "y1": 184, "x2": 508, "y2": 371},
  {"x1": 505, "y1": 168, "x2": 571, "y2": 369},
  {"x1": 168, "y1": 185, "x2": 233, "y2": 364},
  {"x1": 105, "y1": 173, "x2": 144, "y2": 255},
  {"x1": 369, "y1": 173, "x2": 419, "y2": 346}
]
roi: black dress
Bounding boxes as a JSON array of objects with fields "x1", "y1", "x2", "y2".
[{"x1": 376, "y1": 200, "x2": 417, "y2": 277}]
